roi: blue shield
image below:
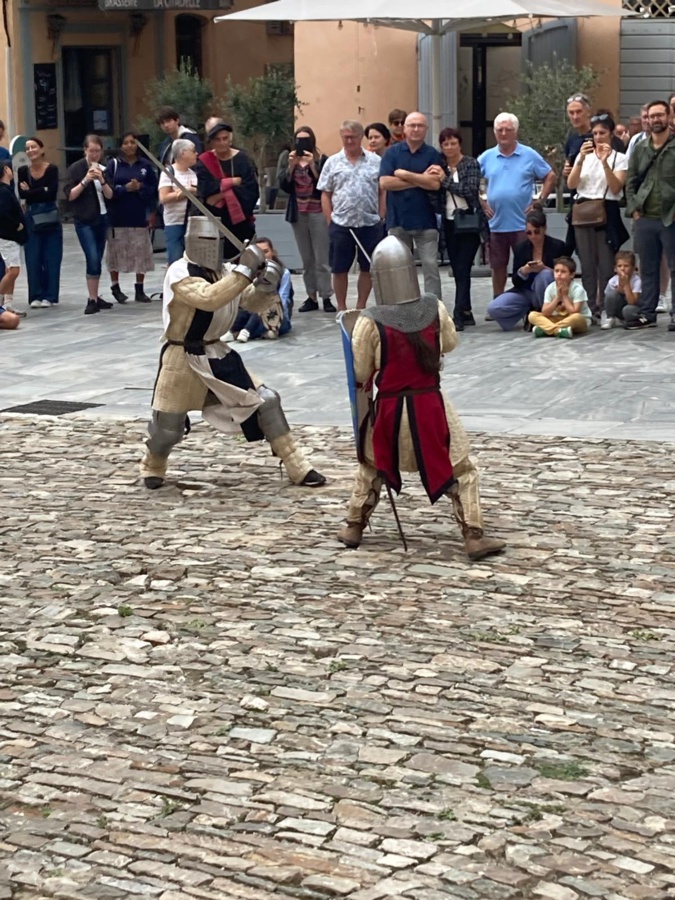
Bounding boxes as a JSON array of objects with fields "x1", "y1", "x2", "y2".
[{"x1": 339, "y1": 311, "x2": 360, "y2": 445}]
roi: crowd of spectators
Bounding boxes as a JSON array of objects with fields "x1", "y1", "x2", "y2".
[{"x1": 2, "y1": 92, "x2": 675, "y2": 343}]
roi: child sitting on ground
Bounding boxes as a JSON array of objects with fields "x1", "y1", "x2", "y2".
[
  {"x1": 528, "y1": 256, "x2": 591, "y2": 338},
  {"x1": 602, "y1": 250, "x2": 642, "y2": 330},
  {"x1": 225, "y1": 236, "x2": 293, "y2": 343}
]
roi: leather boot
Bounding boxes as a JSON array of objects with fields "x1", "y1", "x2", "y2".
[
  {"x1": 337, "y1": 520, "x2": 364, "y2": 549},
  {"x1": 463, "y1": 527, "x2": 506, "y2": 561}
]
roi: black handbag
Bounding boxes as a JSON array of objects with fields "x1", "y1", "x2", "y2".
[
  {"x1": 448, "y1": 189, "x2": 480, "y2": 234},
  {"x1": 30, "y1": 202, "x2": 60, "y2": 232},
  {"x1": 453, "y1": 207, "x2": 481, "y2": 234}
]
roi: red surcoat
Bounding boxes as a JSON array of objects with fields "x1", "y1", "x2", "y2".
[{"x1": 370, "y1": 319, "x2": 455, "y2": 504}]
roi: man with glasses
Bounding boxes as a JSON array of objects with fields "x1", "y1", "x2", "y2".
[
  {"x1": 317, "y1": 120, "x2": 385, "y2": 312},
  {"x1": 388, "y1": 109, "x2": 407, "y2": 144},
  {"x1": 625, "y1": 100, "x2": 675, "y2": 330},
  {"x1": 380, "y1": 111, "x2": 444, "y2": 300},
  {"x1": 478, "y1": 112, "x2": 556, "y2": 300}
]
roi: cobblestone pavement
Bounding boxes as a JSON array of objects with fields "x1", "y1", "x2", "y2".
[{"x1": 1, "y1": 415, "x2": 674, "y2": 899}]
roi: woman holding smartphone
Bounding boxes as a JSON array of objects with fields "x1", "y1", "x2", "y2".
[
  {"x1": 567, "y1": 112, "x2": 628, "y2": 319},
  {"x1": 278, "y1": 126, "x2": 335, "y2": 313},
  {"x1": 65, "y1": 134, "x2": 114, "y2": 315}
]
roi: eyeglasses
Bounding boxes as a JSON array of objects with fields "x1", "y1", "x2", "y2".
[
  {"x1": 391, "y1": 119, "x2": 404, "y2": 126},
  {"x1": 590, "y1": 114, "x2": 611, "y2": 125},
  {"x1": 567, "y1": 93, "x2": 590, "y2": 105}
]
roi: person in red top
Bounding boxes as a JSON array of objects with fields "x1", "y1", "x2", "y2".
[{"x1": 337, "y1": 236, "x2": 505, "y2": 561}]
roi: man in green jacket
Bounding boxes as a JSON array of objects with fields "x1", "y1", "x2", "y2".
[{"x1": 625, "y1": 100, "x2": 675, "y2": 330}]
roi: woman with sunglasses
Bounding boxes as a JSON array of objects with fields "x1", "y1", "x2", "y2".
[
  {"x1": 486, "y1": 205, "x2": 565, "y2": 331},
  {"x1": 567, "y1": 112, "x2": 628, "y2": 320}
]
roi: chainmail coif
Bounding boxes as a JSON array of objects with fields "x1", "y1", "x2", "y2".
[{"x1": 361, "y1": 293, "x2": 440, "y2": 333}]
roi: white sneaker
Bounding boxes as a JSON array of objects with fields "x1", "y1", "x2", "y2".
[
  {"x1": 30, "y1": 300, "x2": 42, "y2": 309},
  {"x1": 236, "y1": 329, "x2": 250, "y2": 343},
  {"x1": 656, "y1": 294, "x2": 668, "y2": 314},
  {"x1": 223, "y1": 331, "x2": 235, "y2": 342},
  {"x1": 600, "y1": 312, "x2": 613, "y2": 330},
  {"x1": 41, "y1": 300, "x2": 55, "y2": 307}
]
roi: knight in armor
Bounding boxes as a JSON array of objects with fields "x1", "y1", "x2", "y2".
[
  {"x1": 337, "y1": 236, "x2": 505, "y2": 560},
  {"x1": 140, "y1": 217, "x2": 326, "y2": 490}
]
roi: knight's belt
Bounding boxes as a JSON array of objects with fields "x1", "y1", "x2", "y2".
[
  {"x1": 166, "y1": 338, "x2": 221, "y2": 347},
  {"x1": 377, "y1": 387, "x2": 440, "y2": 399}
]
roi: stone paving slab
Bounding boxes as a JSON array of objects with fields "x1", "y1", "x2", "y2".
[
  {"x1": 3, "y1": 227, "x2": 675, "y2": 440},
  {"x1": 1, "y1": 414, "x2": 674, "y2": 898}
]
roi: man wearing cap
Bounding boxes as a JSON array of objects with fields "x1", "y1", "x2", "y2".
[
  {"x1": 195, "y1": 122, "x2": 259, "y2": 260},
  {"x1": 140, "y1": 216, "x2": 326, "y2": 491}
]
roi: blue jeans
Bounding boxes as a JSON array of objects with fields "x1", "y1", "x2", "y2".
[
  {"x1": 487, "y1": 269, "x2": 554, "y2": 331},
  {"x1": 232, "y1": 308, "x2": 292, "y2": 339},
  {"x1": 75, "y1": 216, "x2": 108, "y2": 277},
  {"x1": 24, "y1": 217, "x2": 63, "y2": 304},
  {"x1": 164, "y1": 224, "x2": 186, "y2": 265}
]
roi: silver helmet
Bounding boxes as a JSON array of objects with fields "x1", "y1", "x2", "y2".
[
  {"x1": 370, "y1": 235, "x2": 421, "y2": 306},
  {"x1": 184, "y1": 216, "x2": 224, "y2": 271}
]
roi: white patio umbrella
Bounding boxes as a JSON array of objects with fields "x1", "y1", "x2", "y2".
[{"x1": 216, "y1": 0, "x2": 633, "y2": 140}]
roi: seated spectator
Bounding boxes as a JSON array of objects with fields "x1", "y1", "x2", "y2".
[
  {"x1": 602, "y1": 250, "x2": 642, "y2": 329},
  {"x1": 528, "y1": 256, "x2": 591, "y2": 338},
  {"x1": 224, "y1": 237, "x2": 293, "y2": 343},
  {"x1": 158, "y1": 138, "x2": 198, "y2": 264},
  {"x1": 0, "y1": 302, "x2": 21, "y2": 329},
  {"x1": 0, "y1": 160, "x2": 28, "y2": 317},
  {"x1": 567, "y1": 112, "x2": 628, "y2": 318},
  {"x1": 365, "y1": 123, "x2": 391, "y2": 158},
  {"x1": 157, "y1": 107, "x2": 202, "y2": 165},
  {"x1": 486, "y1": 206, "x2": 565, "y2": 331},
  {"x1": 388, "y1": 109, "x2": 407, "y2": 143}
]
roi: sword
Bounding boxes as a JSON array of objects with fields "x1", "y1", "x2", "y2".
[
  {"x1": 346, "y1": 229, "x2": 408, "y2": 553},
  {"x1": 135, "y1": 138, "x2": 247, "y2": 254}
]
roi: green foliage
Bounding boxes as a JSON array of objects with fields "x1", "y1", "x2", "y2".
[
  {"x1": 136, "y1": 61, "x2": 219, "y2": 152},
  {"x1": 225, "y1": 69, "x2": 304, "y2": 211},
  {"x1": 505, "y1": 58, "x2": 600, "y2": 209}
]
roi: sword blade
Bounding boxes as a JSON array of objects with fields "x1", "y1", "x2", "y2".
[{"x1": 135, "y1": 138, "x2": 246, "y2": 253}]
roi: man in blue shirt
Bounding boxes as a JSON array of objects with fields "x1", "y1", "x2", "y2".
[
  {"x1": 380, "y1": 112, "x2": 444, "y2": 299},
  {"x1": 478, "y1": 112, "x2": 556, "y2": 299}
]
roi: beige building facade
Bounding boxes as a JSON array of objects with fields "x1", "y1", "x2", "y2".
[
  {"x1": 293, "y1": 5, "x2": 627, "y2": 157},
  {"x1": 0, "y1": 0, "x2": 292, "y2": 168}
]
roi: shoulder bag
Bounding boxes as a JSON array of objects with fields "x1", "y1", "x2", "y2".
[
  {"x1": 447, "y1": 188, "x2": 480, "y2": 234},
  {"x1": 571, "y1": 153, "x2": 617, "y2": 228}
]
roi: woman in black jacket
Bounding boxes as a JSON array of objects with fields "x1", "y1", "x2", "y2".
[
  {"x1": 65, "y1": 134, "x2": 114, "y2": 315},
  {"x1": 194, "y1": 122, "x2": 258, "y2": 260},
  {"x1": 437, "y1": 127, "x2": 489, "y2": 330},
  {"x1": 486, "y1": 206, "x2": 566, "y2": 331},
  {"x1": 277, "y1": 126, "x2": 334, "y2": 313},
  {"x1": 18, "y1": 137, "x2": 63, "y2": 308}
]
